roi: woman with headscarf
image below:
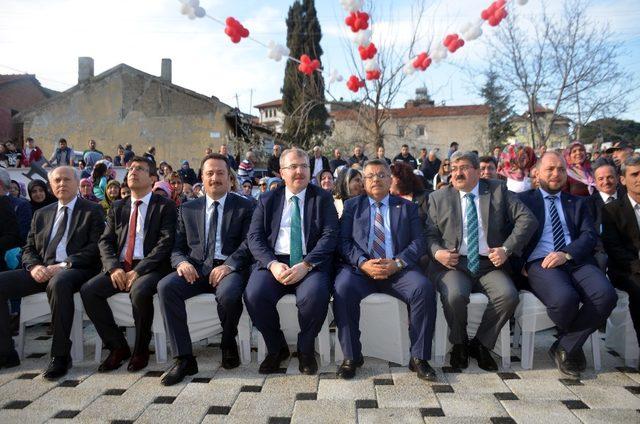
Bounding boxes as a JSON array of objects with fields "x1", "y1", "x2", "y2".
[
  {"x1": 432, "y1": 159, "x2": 451, "y2": 190},
  {"x1": 318, "y1": 169, "x2": 335, "y2": 193},
  {"x1": 27, "y1": 179, "x2": 56, "y2": 212},
  {"x1": 497, "y1": 143, "x2": 537, "y2": 193},
  {"x1": 167, "y1": 171, "x2": 187, "y2": 206},
  {"x1": 100, "y1": 179, "x2": 121, "y2": 214},
  {"x1": 91, "y1": 162, "x2": 108, "y2": 200},
  {"x1": 333, "y1": 168, "x2": 364, "y2": 218},
  {"x1": 266, "y1": 177, "x2": 283, "y2": 191},
  {"x1": 153, "y1": 180, "x2": 172, "y2": 198},
  {"x1": 562, "y1": 141, "x2": 595, "y2": 196},
  {"x1": 10, "y1": 180, "x2": 26, "y2": 198},
  {"x1": 79, "y1": 178, "x2": 99, "y2": 203}
]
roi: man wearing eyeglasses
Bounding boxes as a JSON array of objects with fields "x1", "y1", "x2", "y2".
[
  {"x1": 333, "y1": 159, "x2": 437, "y2": 381},
  {"x1": 426, "y1": 151, "x2": 536, "y2": 372},
  {"x1": 81, "y1": 157, "x2": 177, "y2": 374},
  {"x1": 245, "y1": 147, "x2": 338, "y2": 375}
]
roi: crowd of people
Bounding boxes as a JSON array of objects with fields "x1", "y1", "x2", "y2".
[{"x1": 0, "y1": 136, "x2": 638, "y2": 388}]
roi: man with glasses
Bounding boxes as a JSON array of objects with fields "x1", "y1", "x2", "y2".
[
  {"x1": 333, "y1": 159, "x2": 437, "y2": 381},
  {"x1": 245, "y1": 148, "x2": 338, "y2": 375},
  {"x1": 81, "y1": 157, "x2": 177, "y2": 374},
  {"x1": 427, "y1": 151, "x2": 536, "y2": 371}
]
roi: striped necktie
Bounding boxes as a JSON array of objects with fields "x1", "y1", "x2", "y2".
[
  {"x1": 465, "y1": 193, "x2": 480, "y2": 274},
  {"x1": 546, "y1": 195, "x2": 566, "y2": 251},
  {"x1": 371, "y1": 202, "x2": 386, "y2": 259}
]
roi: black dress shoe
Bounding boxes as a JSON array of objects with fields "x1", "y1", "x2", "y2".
[
  {"x1": 450, "y1": 343, "x2": 469, "y2": 369},
  {"x1": 98, "y1": 346, "x2": 131, "y2": 372},
  {"x1": 0, "y1": 349, "x2": 20, "y2": 369},
  {"x1": 297, "y1": 352, "x2": 318, "y2": 375},
  {"x1": 336, "y1": 357, "x2": 364, "y2": 380},
  {"x1": 259, "y1": 346, "x2": 290, "y2": 374},
  {"x1": 161, "y1": 356, "x2": 198, "y2": 386},
  {"x1": 469, "y1": 338, "x2": 498, "y2": 371},
  {"x1": 409, "y1": 357, "x2": 438, "y2": 381},
  {"x1": 127, "y1": 349, "x2": 150, "y2": 372},
  {"x1": 221, "y1": 344, "x2": 240, "y2": 370},
  {"x1": 43, "y1": 355, "x2": 72, "y2": 380},
  {"x1": 570, "y1": 348, "x2": 587, "y2": 372},
  {"x1": 549, "y1": 343, "x2": 580, "y2": 378}
]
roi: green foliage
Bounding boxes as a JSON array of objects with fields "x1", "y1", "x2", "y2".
[
  {"x1": 480, "y1": 69, "x2": 514, "y2": 147},
  {"x1": 580, "y1": 118, "x2": 640, "y2": 146}
]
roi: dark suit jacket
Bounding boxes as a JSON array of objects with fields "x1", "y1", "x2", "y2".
[
  {"x1": 22, "y1": 197, "x2": 105, "y2": 270},
  {"x1": 171, "y1": 192, "x2": 254, "y2": 271},
  {"x1": 586, "y1": 188, "x2": 626, "y2": 234},
  {"x1": 340, "y1": 194, "x2": 425, "y2": 269},
  {"x1": 0, "y1": 196, "x2": 20, "y2": 269},
  {"x1": 426, "y1": 179, "x2": 537, "y2": 259},
  {"x1": 518, "y1": 189, "x2": 597, "y2": 266},
  {"x1": 100, "y1": 193, "x2": 177, "y2": 275},
  {"x1": 310, "y1": 156, "x2": 330, "y2": 178},
  {"x1": 602, "y1": 194, "x2": 640, "y2": 277},
  {"x1": 248, "y1": 184, "x2": 338, "y2": 272}
]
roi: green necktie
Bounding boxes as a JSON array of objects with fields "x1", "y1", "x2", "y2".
[{"x1": 290, "y1": 195, "x2": 303, "y2": 266}]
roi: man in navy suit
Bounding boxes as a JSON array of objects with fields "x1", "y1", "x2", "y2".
[
  {"x1": 518, "y1": 152, "x2": 616, "y2": 378},
  {"x1": 245, "y1": 147, "x2": 338, "y2": 375},
  {"x1": 157, "y1": 153, "x2": 254, "y2": 386},
  {"x1": 333, "y1": 158, "x2": 437, "y2": 381}
]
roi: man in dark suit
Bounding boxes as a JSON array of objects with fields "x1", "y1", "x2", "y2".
[
  {"x1": 518, "y1": 152, "x2": 616, "y2": 378},
  {"x1": 334, "y1": 159, "x2": 437, "y2": 381},
  {"x1": 602, "y1": 156, "x2": 640, "y2": 368},
  {"x1": 348, "y1": 146, "x2": 368, "y2": 168},
  {"x1": 81, "y1": 157, "x2": 176, "y2": 373},
  {"x1": 245, "y1": 147, "x2": 338, "y2": 375},
  {"x1": 0, "y1": 166, "x2": 104, "y2": 379},
  {"x1": 157, "y1": 154, "x2": 254, "y2": 386},
  {"x1": 427, "y1": 151, "x2": 537, "y2": 371},
  {"x1": 309, "y1": 146, "x2": 330, "y2": 182}
]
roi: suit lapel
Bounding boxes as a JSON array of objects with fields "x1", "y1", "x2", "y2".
[
  {"x1": 143, "y1": 195, "x2": 156, "y2": 238},
  {"x1": 355, "y1": 196, "x2": 370, "y2": 254},
  {"x1": 478, "y1": 181, "x2": 490, "y2": 236},
  {"x1": 621, "y1": 195, "x2": 640, "y2": 245},
  {"x1": 65, "y1": 200, "x2": 82, "y2": 245},
  {"x1": 221, "y1": 193, "x2": 234, "y2": 248},
  {"x1": 560, "y1": 193, "x2": 575, "y2": 236},
  {"x1": 43, "y1": 203, "x2": 58, "y2": 248},
  {"x1": 270, "y1": 189, "x2": 285, "y2": 248},
  {"x1": 118, "y1": 200, "x2": 132, "y2": 252},
  {"x1": 303, "y1": 187, "x2": 315, "y2": 249},
  {"x1": 389, "y1": 196, "x2": 401, "y2": 254},
  {"x1": 449, "y1": 187, "x2": 462, "y2": 246},
  {"x1": 196, "y1": 197, "x2": 206, "y2": 247}
]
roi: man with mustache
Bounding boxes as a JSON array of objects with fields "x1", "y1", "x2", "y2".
[
  {"x1": 427, "y1": 151, "x2": 536, "y2": 371},
  {"x1": 518, "y1": 152, "x2": 616, "y2": 378},
  {"x1": 245, "y1": 147, "x2": 338, "y2": 375}
]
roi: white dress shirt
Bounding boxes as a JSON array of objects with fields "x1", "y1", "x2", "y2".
[
  {"x1": 119, "y1": 191, "x2": 152, "y2": 261},
  {"x1": 51, "y1": 196, "x2": 77, "y2": 263},
  {"x1": 598, "y1": 190, "x2": 617, "y2": 204},
  {"x1": 628, "y1": 194, "x2": 640, "y2": 232},
  {"x1": 274, "y1": 187, "x2": 307, "y2": 256},
  {"x1": 458, "y1": 184, "x2": 489, "y2": 256},
  {"x1": 528, "y1": 188, "x2": 572, "y2": 262},
  {"x1": 205, "y1": 192, "x2": 228, "y2": 260}
]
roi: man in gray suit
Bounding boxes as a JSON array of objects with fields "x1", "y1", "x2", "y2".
[{"x1": 426, "y1": 151, "x2": 537, "y2": 371}]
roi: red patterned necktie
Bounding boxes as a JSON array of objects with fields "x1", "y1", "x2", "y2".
[{"x1": 123, "y1": 200, "x2": 142, "y2": 272}]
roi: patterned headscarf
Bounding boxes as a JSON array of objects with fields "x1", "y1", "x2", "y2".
[
  {"x1": 563, "y1": 141, "x2": 595, "y2": 188},
  {"x1": 498, "y1": 143, "x2": 537, "y2": 181}
]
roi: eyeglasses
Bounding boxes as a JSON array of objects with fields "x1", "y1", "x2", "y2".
[
  {"x1": 259, "y1": 183, "x2": 267, "y2": 187},
  {"x1": 127, "y1": 165, "x2": 149, "y2": 173},
  {"x1": 281, "y1": 163, "x2": 309, "y2": 171},
  {"x1": 363, "y1": 172, "x2": 390, "y2": 180},
  {"x1": 450, "y1": 165, "x2": 472, "y2": 172}
]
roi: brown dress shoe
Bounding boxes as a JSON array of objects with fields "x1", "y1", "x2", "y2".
[
  {"x1": 127, "y1": 349, "x2": 150, "y2": 372},
  {"x1": 98, "y1": 346, "x2": 131, "y2": 372}
]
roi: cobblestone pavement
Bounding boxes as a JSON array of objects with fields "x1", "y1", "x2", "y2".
[{"x1": 0, "y1": 323, "x2": 639, "y2": 423}]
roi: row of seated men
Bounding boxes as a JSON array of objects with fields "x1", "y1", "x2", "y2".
[{"x1": 0, "y1": 148, "x2": 636, "y2": 388}]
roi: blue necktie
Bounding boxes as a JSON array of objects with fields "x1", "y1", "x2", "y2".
[
  {"x1": 465, "y1": 193, "x2": 480, "y2": 274},
  {"x1": 289, "y1": 196, "x2": 303, "y2": 266},
  {"x1": 371, "y1": 202, "x2": 386, "y2": 259},
  {"x1": 546, "y1": 195, "x2": 566, "y2": 251}
]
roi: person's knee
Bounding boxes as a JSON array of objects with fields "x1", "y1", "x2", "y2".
[
  {"x1": 549, "y1": 289, "x2": 580, "y2": 313},
  {"x1": 216, "y1": 281, "x2": 243, "y2": 308},
  {"x1": 333, "y1": 271, "x2": 355, "y2": 300},
  {"x1": 438, "y1": 281, "x2": 468, "y2": 310},
  {"x1": 47, "y1": 274, "x2": 74, "y2": 296},
  {"x1": 596, "y1": 284, "x2": 617, "y2": 317},
  {"x1": 494, "y1": 284, "x2": 519, "y2": 312},
  {"x1": 157, "y1": 275, "x2": 180, "y2": 299}
]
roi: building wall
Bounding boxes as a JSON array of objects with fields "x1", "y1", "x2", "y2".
[
  {"x1": 0, "y1": 78, "x2": 49, "y2": 111},
  {"x1": 509, "y1": 114, "x2": 571, "y2": 148},
  {"x1": 18, "y1": 69, "x2": 233, "y2": 166}
]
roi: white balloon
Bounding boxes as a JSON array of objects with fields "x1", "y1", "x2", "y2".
[
  {"x1": 403, "y1": 61, "x2": 416, "y2": 75},
  {"x1": 517, "y1": 0, "x2": 528, "y2": 5},
  {"x1": 340, "y1": 0, "x2": 363, "y2": 13},
  {"x1": 188, "y1": 0, "x2": 199, "y2": 7},
  {"x1": 194, "y1": 6, "x2": 206, "y2": 18},
  {"x1": 364, "y1": 59, "x2": 379, "y2": 72},
  {"x1": 267, "y1": 41, "x2": 290, "y2": 62},
  {"x1": 329, "y1": 69, "x2": 344, "y2": 84},
  {"x1": 461, "y1": 22, "x2": 483, "y2": 41},
  {"x1": 351, "y1": 29, "x2": 372, "y2": 47},
  {"x1": 431, "y1": 45, "x2": 447, "y2": 63}
]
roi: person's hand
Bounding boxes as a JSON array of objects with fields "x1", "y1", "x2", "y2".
[
  {"x1": 360, "y1": 259, "x2": 388, "y2": 280},
  {"x1": 541, "y1": 251, "x2": 567, "y2": 269},
  {"x1": 488, "y1": 247, "x2": 508, "y2": 268},
  {"x1": 45, "y1": 264, "x2": 64, "y2": 278},
  {"x1": 434, "y1": 249, "x2": 459, "y2": 270},
  {"x1": 177, "y1": 261, "x2": 199, "y2": 284},
  {"x1": 269, "y1": 262, "x2": 290, "y2": 283},
  {"x1": 125, "y1": 270, "x2": 139, "y2": 291},
  {"x1": 30, "y1": 265, "x2": 50, "y2": 283},
  {"x1": 109, "y1": 268, "x2": 127, "y2": 291},
  {"x1": 279, "y1": 263, "x2": 309, "y2": 286},
  {"x1": 209, "y1": 265, "x2": 232, "y2": 287},
  {"x1": 376, "y1": 259, "x2": 400, "y2": 279}
]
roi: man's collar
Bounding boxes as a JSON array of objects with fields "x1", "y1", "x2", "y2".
[
  {"x1": 206, "y1": 192, "x2": 228, "y2": 208},
  {"x1": 58, "y1": 196, "x2": 78, "y2": 210},
  {"x1": 458, "y1": 183, "x2": 480, "y2": 198},
  {"x1": 285, "y1": 187, "x2": 306, "y2": 201},
  {"x1": 539, "y1": 187, "x2": 560, "y2": 198},
  {"x1": 131, "y1": 191, "x2": 152, "y2": 205},
  {"x1": 368, "y1": 194, "x2": 390, "y2": 207}
]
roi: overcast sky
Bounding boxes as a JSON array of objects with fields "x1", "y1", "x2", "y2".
[{"x1": 1, "y1": 0, "x2": 638, "y2": 120}]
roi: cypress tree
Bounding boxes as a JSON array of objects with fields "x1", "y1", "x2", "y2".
[
  {"x1": 481, "y1": 69, "x2": 514, "y2": 147},
  {"x1": 282, "y1": 0, "x2": 328, "y2": 149}
]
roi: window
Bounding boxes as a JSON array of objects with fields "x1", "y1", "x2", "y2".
[
  {"x1": 519, "y1": 127, "x2": 527, "y2": 135},
  {"x1": 416, "y1": 125, "x2": 425, "y2": 137},
  {"x1": 397, "y1": 126, "x2": 405, "y2": 137}
]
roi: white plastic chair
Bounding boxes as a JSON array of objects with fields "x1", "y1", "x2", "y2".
[
  {"x1": 257, "y1": 294, "x2": 331, "y2": 366},
  {"x1": 513, "y1": 290, "x2": 602, "y2": 370},
  {"x1": 333, "y1": 294, "x2": 411, "y2": 366},
  {"x1": 15, "y1": 292, "x2": 85, "y2": 362},
  {"x1": 433, "y1": 293, "x2": 511, "y2": 368},
  {"x1": 92, "y1": 293, "x2": 167, "y2": 363},
  {"x1": 605, "y1": 289, "x2": 639, "y2": 368}
]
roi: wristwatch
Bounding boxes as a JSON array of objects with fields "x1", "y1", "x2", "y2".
[
  {"x1": 564, "y1": 252, "x2": 573, "y2": 261},
  {"x1": 302, "y1": 261, "x2": 314, "y2": 271},
  {"x1": 59, "y1": 262, "x2": 71, "y2": 269},
  {"x1": 501, "y1": 246, "x2": 511, "y2": 257},
  {"x1": 394, "y1": 258, "x2": 406, "y2": 270}
]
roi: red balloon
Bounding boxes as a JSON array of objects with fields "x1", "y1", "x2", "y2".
[
  {"x1": 358, "y1": 43, "x2": 377, "y2": 60},
  {"x1": 443, "y1": 34, "x2": 464, "y2": 53},
  {"x1": 224, "y1": 16, "x2": 250, "y2": 43},
  {"x1": 346, "y1": 75, "x2": 365, "y2": 92},
  {"x1": 412, "y1": 52, "x2": 431, "y2": 71},
  {"x1": 298, "y1": 54, "x2": 320, "y2": 75},
  {"x1": 481, "y1": 1, "x2": 508, "y2": 26},
  {"x1": 345, "y1": 11, "x2": 369, "y2": 32}
]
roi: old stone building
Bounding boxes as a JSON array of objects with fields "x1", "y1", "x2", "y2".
[
  {"x1": 14, "y1": 57, "x2": 242, "y2": 166},
  {"x1": 507, "y1": 104, "x2": 572, "y2": 148}
]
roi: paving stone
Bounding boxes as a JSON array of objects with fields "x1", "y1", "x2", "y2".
[
  {"x1": 74, "y1": 395, "x2": 151, "y2": 421},
  {"x1": 503, "y1": 377, "x2": 579, "y2": 401},
  {"x1": 437, "y1": 393, "x2": 509, "y2": 418},
  {"x1": 26, "y1": 386, "x2": 105, "y2": 411},
  {"x1": 500, "y1": 400, "x2": 582, "y2": 424},
  {"x1": 423, "y1": 417, "x2": 493, "y2": 424},
  {"x1": 262, "y1": 374, "x2": 317, "y2": 397},
  {"x1": 572, "y1": 408, "x2": 640, "y2": 424},
  {"x1": 358, "y1": 407, "x2": 424, "y2": 423},
  {"x1": 135, "y1": 403, "x2": 210, "y2": 424},
  {"x1": 173, "y1": 380, "x2": 240, "y2": 406},
  {"x1": 567, "y1": 385, "x2": 640, "y2": 409},
  {"x1": 445, "y1": 372, "x2": 510, "y2": 394},
  {"x1": 0, "y1": 407, "x2": 54, "y2": 423},
  {"x1": 580, "y1": 370, "x2": 639, "y2": 387},
  {"x1": 0, "y1": 379, "x2": 58, "y2": 402},
  {"x1": 229, "y1": 393, "x2": 294, "y2": 419},
  {"x1": 390, "y1": 367, "x2": 445, "y2": 387},
  {"x1": 375, "y1": 384, "x2": 439, "y2": 408},
  {"x1": 290, "y1": 399, "x2": 355, "y2": 424},
  {"x1": 316, "y1": 378, "x2": 375, "y2": 401}
]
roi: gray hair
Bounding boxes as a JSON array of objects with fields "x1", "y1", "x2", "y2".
[
  {"x1": 280, "y1": 147, "x2": 310, "y2": 168},
  {"x1": 48, "y1": 165, "x2": 79, "y2": 182},
  {"x1": 363, "y1": 158, "x2": 391, "y2": 174},
  {"x1": 450, "y1": 151, "x2": 480, "y2": 169},
  {"x1": 621, "y1": 156, "x2": 640, "y2": 176},
  {"x1": 0, "y1": 168, "x2": 10, "y2": 190}
]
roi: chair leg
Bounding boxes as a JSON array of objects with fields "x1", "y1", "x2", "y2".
[
  {"x1": 521, "y1": 331, "x2": 535, "y2": 370},
  {"x1": 433, "y1": 298, "x2": 448, "y2": 366},
  {"x1": 257, "y1": 332, "x2": 266, "y2": 363},
  {"x1": 237, "y1": 310, "x2": 252, "y2": 364},
  {"x1": 154, "y1": 332, "x2": 167, "y2": 363},
  {"x1": 590, "y1": 332, "x2": 602, "y2": 371},
  {"x1": 318, "y1": 316, "x2": 331, "y2": 366},
  {"x1": 94, "y1": 336, "x2": 102, "y2": 363},
  {"x1": 16, "y1": 322, "x2": 26, "y2": 360},
  {"x1": 513, "y1": 321, "x2": 521, "y2": 348},
  {"x1": 500, "y1": 323, "x2": 511, "y2": 369},
  {"x1": 70, "y1": 314, "x2": 84, "y2": 363},
  {"x1": 125, "y1": 328, "x2": 135, "y2": 346}
]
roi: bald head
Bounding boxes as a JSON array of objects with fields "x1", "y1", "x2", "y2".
[{"x1": 49, "y1": 166, "x2": 79, "y2": 203}]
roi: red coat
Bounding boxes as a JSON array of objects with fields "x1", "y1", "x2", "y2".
[{"x1": 20, "y1": 146, "x2": 43, "y2": 167}]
